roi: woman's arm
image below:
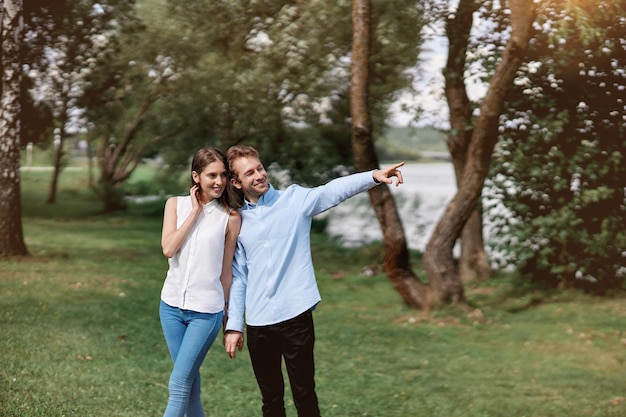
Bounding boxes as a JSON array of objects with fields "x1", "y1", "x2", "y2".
[
  {"x1": 220, "y1": 210, "x2": 242, "y2": 306},
  {"x1": 160, "y1": 186, "x2": 202, "y2": 258}
]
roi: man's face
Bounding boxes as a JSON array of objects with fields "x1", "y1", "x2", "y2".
[{"x1": 231, "y1": 156, "x2": 269, "y2": 203}]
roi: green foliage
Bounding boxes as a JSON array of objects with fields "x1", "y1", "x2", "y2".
[
  {"x1": 487, "y1": 0, "x2": 626, "y2": 290},
  {"x1": 19, "y1": 77, "x2": 53, "y2": 147},
  {"x1": 147, "y1": 0, "x2": 429, "y2": 181},
  {"x1": 23, "y1": 0, "x2": 143, "y2": 133},
  {"x1": 124, "y1": 164, "x2": 187, "y2": 198},
  {"x1": 23, "y1": 0, "x2": 433, "y2": 208},
  {"x1": 23, "y1": 0, "x2": 160, "y2": 212},
  {"x1": 4, "y1": 173, "x2": 626, "y2": 416}
]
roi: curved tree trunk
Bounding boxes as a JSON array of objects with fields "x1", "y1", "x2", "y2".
[
  {"x1": 444, "y1": 0, "x2": 490, "y2": 283},
  {"x1": 423, "y1": 0, "x2": 536, "y2": 305},
  {"x1": 95, "y1": 71, "x2": 171, "y2": 213},
  {"x1": 351, "y1": 0, "x2": 429, "y2": 308},
  {"x1": 96, "y1": 90, "x2": 152, "y2": 213},
  {"x1": 0, "y1": 0, "x2": 28, "y2": 257}
]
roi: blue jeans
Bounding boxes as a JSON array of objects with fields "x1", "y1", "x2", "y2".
[{"x1": 159, "y1": 300, "x2": 223, "y2": 417}]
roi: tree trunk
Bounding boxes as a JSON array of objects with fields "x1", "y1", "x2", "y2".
[
  {"x1": 459, "y1": 211, "x2": 490, "y2": 282},
  {"x1": 86, "y1": 137, "x2": 94, "y2": 187},
  {"x1": 100, "y1": 181, "x2": 126, "y2": 213},
  {"x1": 0, "y1": 0, "x2": 29, "y2": 257},
  {"x1": 351, "y1": 0, "x2": 429, "y2": 308},
  {"x1": 423, "y1": 0, "x2": 536, "y2": 304},
  {"x1": 444, "y1": 0, "x2": 490, "y2": 283},
  {"x1": 46, "y1": 127, "x2": 65, "y2": 204},
  {"x1": 95, "y1": 76, "x2": 166, "y2": 213},
  {"x1": 47, "y1": 99, "x2": 68, "y2": 204}
]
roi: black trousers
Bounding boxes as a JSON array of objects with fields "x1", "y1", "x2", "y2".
[{"x1": 247, "y1": 310, "x2": 321, "y2": 417}]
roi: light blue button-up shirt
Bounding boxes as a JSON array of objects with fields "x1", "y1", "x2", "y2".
[{"x1": 225, "y1": 170, "x2": 378, "y2": 331}]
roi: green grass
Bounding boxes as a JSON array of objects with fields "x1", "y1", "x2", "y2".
[{"x1": 2, "y1": 168, "x2": 626, "y2": 416}]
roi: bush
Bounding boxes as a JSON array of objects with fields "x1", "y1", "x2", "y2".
[{"x1": 486, "y1": 2, "x2": 626, "y2": 291}]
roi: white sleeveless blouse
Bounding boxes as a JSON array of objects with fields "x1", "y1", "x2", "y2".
[{"x1": 160, "y1": 196, "x2": 230, "y2": 313}]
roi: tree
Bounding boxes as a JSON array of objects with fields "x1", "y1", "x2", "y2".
[
  {"x1": 153, "y1": 0, "x2": 427, "y2": 184},
  {"x1": 24, "y1": 0, "x2": 143, "y2": 208},
  {"x1": 82, "y1": 50, "x2": 178, "y2": 212},
  {"x1": 21, "y1": 1, "x2": 191, "y2": 214},
  {"x1": 351, "y1": 0, "x2": 429, "y2": 307},
  {"x1": 488, "y1": 0, "x2": 626, "y2": 290},
  {"x1": 0, "y1": 0, "x2": 28, "y2": 257},
  {"x1": 423, "y1": 0, "x2": 536, "y2": 305},
  {"x1": 442, "y1": 0, "x2": 491, "y2": 283}
]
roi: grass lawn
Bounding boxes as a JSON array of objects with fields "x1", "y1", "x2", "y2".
[{"x1": 1, "y1": 167, "x2": 625, "y2": 416}]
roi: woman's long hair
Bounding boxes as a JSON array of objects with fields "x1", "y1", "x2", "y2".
[{"x1": 190, "y1": 147, "x2": 241, "y2": 209}]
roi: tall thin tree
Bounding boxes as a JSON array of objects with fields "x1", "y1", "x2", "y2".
[
  {"x1": 351, "y1": 0, "x2": 429, "y2": 308},
  {"x1": 0, "y1": 0, "x2": 28, "y2": 257}
]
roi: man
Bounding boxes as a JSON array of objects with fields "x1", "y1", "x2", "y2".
[{"x1": 224, "y1": 145, "x2": 404, "y2": 417}]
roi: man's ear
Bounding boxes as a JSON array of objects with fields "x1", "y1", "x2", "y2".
[{"x1": 231, "y1": 177, "x2": 242, "y2": 189}]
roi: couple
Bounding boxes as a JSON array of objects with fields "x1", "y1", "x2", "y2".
[{"x1": 159, "y1": 145, "x2": 404, "y2": 417}]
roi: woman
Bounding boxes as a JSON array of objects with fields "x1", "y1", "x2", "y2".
[{"x1": 159, "y1": 147, "x2": 241, "y2": 417}]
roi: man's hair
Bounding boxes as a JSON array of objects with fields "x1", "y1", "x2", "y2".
[{"x1": 226, "y1": 145, "x2": 260, "y2": 179}]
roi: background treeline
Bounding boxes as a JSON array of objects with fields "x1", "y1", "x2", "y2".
[{"x1": 16, "y1": 0, "x2": 626, "y2": 292}]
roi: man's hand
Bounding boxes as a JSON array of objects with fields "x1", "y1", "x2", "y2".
[
  {"x1": 224, "y1": 331, "x2": 244, "y2": 359},
  {"x1": 373, "y1": 161, "x2": 405, "y2": 187}
]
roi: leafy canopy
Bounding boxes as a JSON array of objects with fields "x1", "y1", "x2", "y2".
[{"x1": 487, "y1": 0, "x2": 626, "y2": 290}]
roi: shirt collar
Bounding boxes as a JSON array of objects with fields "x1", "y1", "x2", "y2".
[
  {"x1": 203, "y1": 198, "x2": 219, "y2": 214},
  {"x1": 243, "y1": 184, "x2": 278, "y2": 209}
]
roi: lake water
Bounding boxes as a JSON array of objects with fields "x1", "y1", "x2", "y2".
[{"x1": 319, "y1": 162, "x2": 457, "y2": 251}]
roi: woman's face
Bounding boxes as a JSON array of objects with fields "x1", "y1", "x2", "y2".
[{"x1": 192, "y1": 160, "x2": 228, "y2": 202}]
